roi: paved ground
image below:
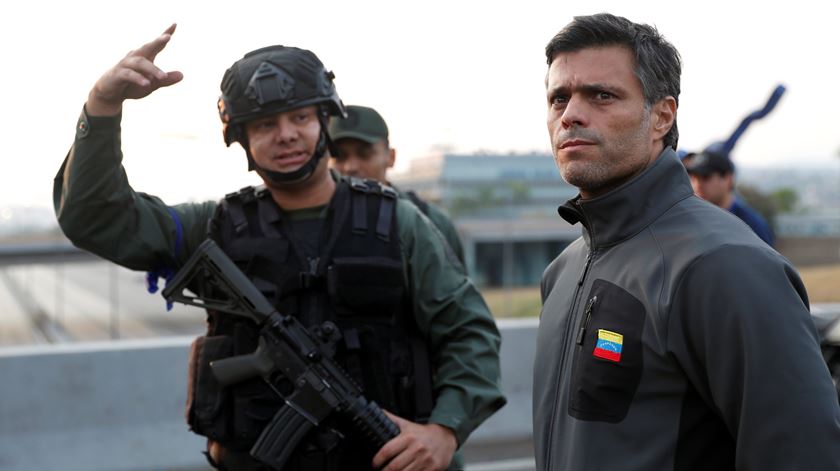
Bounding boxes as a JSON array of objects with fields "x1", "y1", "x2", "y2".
[{"x1": 462, "y1": 437, "x2": 535, "y2": 470}]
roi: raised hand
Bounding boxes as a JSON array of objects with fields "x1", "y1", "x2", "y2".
[{"x1": 86, "y1": 24, "x2": 184, "y2": 116}]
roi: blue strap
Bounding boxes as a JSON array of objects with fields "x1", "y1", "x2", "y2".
[{"x1": 145, "y1": 207, "x2": 185, "y2": 311}]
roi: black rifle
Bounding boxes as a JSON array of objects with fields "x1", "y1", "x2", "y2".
[{"x1": 162, "y1": 239, "x2": 400, "y2": 470}]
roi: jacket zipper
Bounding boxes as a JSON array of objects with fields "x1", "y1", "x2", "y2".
[
  {"x1": 575, "y1": 295, "x2": 598, "y2": 346},
  {"x1": 577, "y1": 251, "x2": 593, "y2": 287},
  {"x1": 544, "y1": 247, "x2": 595, "y2": 470}
]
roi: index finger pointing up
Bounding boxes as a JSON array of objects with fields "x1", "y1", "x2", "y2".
[{"x1": 137, "y1": 23, "x2": 177, "y2": 62}]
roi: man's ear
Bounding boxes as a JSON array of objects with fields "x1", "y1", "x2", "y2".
[
  {"x1": 724, "y1": 172, "x2": 735, "y2": 192},
  {"x1": 651, "y1": 96, "x2": 677, "y2": 141},
  {"x1": 387, "y1": 147, "x2": 396, "y2": 169}
]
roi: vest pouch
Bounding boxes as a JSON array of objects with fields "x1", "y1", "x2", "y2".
[
  {"x1": 186, "y1": 335, "x2": 233, "y2": 441},
  {"x1": 226, "y1": 238, "x2": 290, "y2": 267},
  {"x1": 228, "y1": 239, "x2": 292, "y2": 298},
  {"x1": 327, "y1": 257, "x2": 405, "y2": 316}
]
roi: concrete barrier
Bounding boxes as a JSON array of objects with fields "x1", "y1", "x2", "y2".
[
  {"x1": 0, "y1": 319, "x2": 538, "y2": 471},
  {"x1": 468, "y1": 319, "x2": 536, "y2": 442},
  {"x1": 0, "y1": 337, "x2": 206, "y2": 470}
]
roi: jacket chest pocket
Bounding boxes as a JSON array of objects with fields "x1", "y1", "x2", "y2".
[{"x1": 568, "y1": 279, "x2": 645, "y2": 423}]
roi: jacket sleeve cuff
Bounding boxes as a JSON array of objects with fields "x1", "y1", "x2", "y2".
[
  {"x1": 76, "y1": 105, "x2": 121, "y2": 140},
  {"x1": 429, "y1": 411, "x2": 467, "y2": 447},
  {"x1": 429, "y1": 387, "x2": 506, "y2": 447}
]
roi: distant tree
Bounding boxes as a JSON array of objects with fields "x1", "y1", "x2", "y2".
[
  {"x1": 507, "y1": 181, "x2": 531, "y2": 204},
  {"x1": 477, "y1": 185, "x2": 496, "y2": 203},
  {"x1": 770, "y1": 187, "x2": 799, "y2": 214},
  {"x1": 449, "y1": 195, "x2": 483, "y2": 216},
  {"x1": 737, "y1": 184, "x2": 778, "y2": 228},
  {"x1": 447, "y1": 181, "x2": 534, "y2": 216},
  {"x1": 449, "y1": 185, "x2": 499, "y2": 216}
]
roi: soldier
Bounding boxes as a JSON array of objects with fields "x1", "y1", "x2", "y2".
[
  {"x1": 54, "y1": 25, "x2": 504, "y2": 471},
  {"x1": 328, "y1": 105, "x2": 466, "y2": 266}
]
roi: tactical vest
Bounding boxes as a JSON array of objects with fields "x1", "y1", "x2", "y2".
[{"x1": 187, "y1": 178, "x2": 433, "y2": 468}]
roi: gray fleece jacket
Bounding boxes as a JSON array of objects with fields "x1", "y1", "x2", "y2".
[{"x1": 534, "y1": 148, "x2": 840, "y2": 470}]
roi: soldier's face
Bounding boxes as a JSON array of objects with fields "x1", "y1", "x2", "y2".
[
  {"x1": 546, "y1": 46, "x2": 674, "y2": 199},
  {"x1": 690, "y1": 172, "x2": 733, "y2": 207},
  {"x1": 245, "y1": 105, "x2": 322, "y2": 174},
  {"x1": 331, "y1": 138, "x2": 395, "y2": 182}
]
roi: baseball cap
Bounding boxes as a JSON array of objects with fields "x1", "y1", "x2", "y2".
[
  {"x1": 684, "y1": 151, "x2": 735, "y2": 176},
  {"x1": 328, "y1": 105, "x2": 389, "y2": 144},
  {"x1": 677, "y1": 149, "x2": 695, "y2": 161}
]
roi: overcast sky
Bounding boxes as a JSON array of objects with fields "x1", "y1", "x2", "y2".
[{"x1": 2, "y1": 0, "x2": 839, "y2": 209}]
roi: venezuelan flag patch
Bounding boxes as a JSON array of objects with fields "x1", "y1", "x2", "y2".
[{"x1": 593, "y1": 329, "x2": 623, "y2": 362}]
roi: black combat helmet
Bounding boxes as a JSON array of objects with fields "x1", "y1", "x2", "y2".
[{"x1": 218, "y1": 45, "x2": 346, "y2": 184}]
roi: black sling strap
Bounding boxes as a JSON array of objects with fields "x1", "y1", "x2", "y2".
[
  {"x1": 349, "y1": 177, "x2": 369, "y2": 235},
  {"x1": 223, "y1": 188, "x2": 252, "y2": 235},
  {"x1": 376, "y1": 183, "x2": 397, "y2": 242},
  {"x1": 404, "y1": 190, "x2": 430, "y2": 217}
]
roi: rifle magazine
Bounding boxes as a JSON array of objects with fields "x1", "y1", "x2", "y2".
[{"x1": 250, "y1": 402, "x2": 314, "y2": 471}]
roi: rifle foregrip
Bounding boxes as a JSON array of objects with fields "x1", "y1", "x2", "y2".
[
  {"x1": 251, "y1": 403, "x2": 314, "y2": 471},
  {"x1": 350, "y1": 400, "x2": 401, "y2": 449}
]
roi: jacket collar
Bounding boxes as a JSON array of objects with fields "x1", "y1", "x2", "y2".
[{"x1": 557, "y1": 147, "x2": 694, "y2": 249}]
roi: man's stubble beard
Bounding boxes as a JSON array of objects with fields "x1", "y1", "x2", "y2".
[{"x1": 555, "y1": 111, "x2": 652, "y2": 196}]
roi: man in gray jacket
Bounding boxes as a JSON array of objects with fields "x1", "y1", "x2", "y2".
[{"x1": 534, "y1": 13, "x2": 840, "y2": 470}]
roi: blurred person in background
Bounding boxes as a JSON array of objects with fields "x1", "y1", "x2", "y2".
[
  {"x1": 329, "y1": 105, "x2": 465, "y2": 267},
  {"x1": 683, "y1": 150, "x2": 775, "y2": 246}
]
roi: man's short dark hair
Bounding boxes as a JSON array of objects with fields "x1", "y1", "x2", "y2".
[{"x1": 545, "y1": 13, "x2": 682, "y2": 150}]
